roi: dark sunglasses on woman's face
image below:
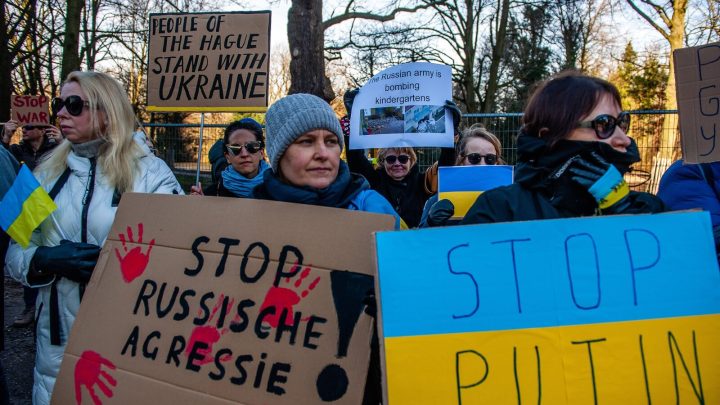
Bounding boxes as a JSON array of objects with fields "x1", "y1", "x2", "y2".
[
  {"x1": 51, "y1": 96, "x2": 90, "y2": 116},
  {"x1": 464, "y1": 153, "x2": 498, "y2": 165},
  {"x1": 576, "y1": 112, "x2": 631, "y2": 139},
  {"x1": 226, "y1": 141, "x2": 263, "y2": 156},
  {"x1": 384, "y1": 155, "x2": 410, "y2": 164}
]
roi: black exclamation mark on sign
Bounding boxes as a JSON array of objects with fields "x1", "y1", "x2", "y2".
[{"x1": 315, "y1": 270, "x2": 374, "y2": 402}]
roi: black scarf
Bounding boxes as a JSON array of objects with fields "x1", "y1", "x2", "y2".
[{"x1": 252, "y1": 161, "x2": 369, "y2": 208}]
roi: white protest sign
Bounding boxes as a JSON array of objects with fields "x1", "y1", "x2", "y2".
[{"x1": 349, "y1": 62, "x2": 453, "y2": 149}]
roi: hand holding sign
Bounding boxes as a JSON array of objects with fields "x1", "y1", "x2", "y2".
[
  {"x1": 114, "y1": 223, "x2": 155, "y2": 283},
  {"x1": 74, "y1": 350, "x2": 117, "y2": 405}
]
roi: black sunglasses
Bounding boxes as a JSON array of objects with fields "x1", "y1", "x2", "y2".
[
  {"x1": 577, "y1": 112, "x2": 631, "y2": 139},
  {"x1": 52, "y1": 96, "x2": 90, "y2": 117},
  {"x1": 226, "y1": 141, "x2": 263, "y2": 155},
  {"x1": 384, "y1": 155, "x2": 410, "y2": 164},
  {"x1": 464, "y1": 153, "x2": 498, "y2": 165},
  {"x1": 23, "y1": 125, "x2": 46, "y2": 131}
]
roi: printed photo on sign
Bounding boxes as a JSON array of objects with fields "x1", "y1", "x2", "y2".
[
  {"x1": 404, "y1": 105, "x2": 446, "y2": 134},
  {"x1": 349, "y1": 62, "x2": 453, "y2": 149}
]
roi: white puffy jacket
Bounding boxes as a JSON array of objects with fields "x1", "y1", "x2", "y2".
[{"x1": 5, "y1": 149, "x2": 183, "y2": 405}]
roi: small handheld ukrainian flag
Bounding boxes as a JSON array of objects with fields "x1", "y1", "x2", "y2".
[{"x1": 0, "y1": 165, "x2": 57, "y2": 247}]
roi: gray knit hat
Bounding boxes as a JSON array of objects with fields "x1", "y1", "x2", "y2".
[{"x1": 265, "y1": 93, "x2": 344, "y2": 171}]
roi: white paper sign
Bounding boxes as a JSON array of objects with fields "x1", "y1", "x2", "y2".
[{"x1": 349, "y1": 62, "x2": 454, "y2": 149}]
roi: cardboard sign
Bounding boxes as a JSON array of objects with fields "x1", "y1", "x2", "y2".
[
  {"x1": 146, "y1": 11, "x2": 271, "y2": 112},
  {"x1": 438, "y1": 165, "x2": 514, "y2": 219},
  {"x1": 374, "y1": 212, "x2": 720, "y2": 404},
  {"x1": 52, "y1": 193, "x2": 395, "y2": 404},
  {"x1": 349, "y1": 62, "x2": 453, "y2": 149},
  {"x1": 674, "y1": 42, "x2": 720, "y2": 163},
  {"x1": 11, "y1": 94, "x2": 50, "y2": 126}
]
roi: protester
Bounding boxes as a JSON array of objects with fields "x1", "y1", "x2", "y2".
[
  {"x1": 461, "y1": 71, "x2": 664, "y2": 225},
  {"x1": 190, "y1": 118, "x2": 269, "y2": 197},
  {"x1": 0, "y1": 147, "x2": 19, "y2": 404},
  {"x1": 658, "y1": 160, "x2": 720, "y2": 260},
  {"x1": 5, "y1": 70, "x2": 183, "y2": 405},
  {"x1": 2, "y1": 120, "x2": 62, "y2": 327},
  {"x1": 420, "y1": 124, "x2": 505, "y2": 227},
  {"x1": 251, "y1": 92, "x2": 399, "y2": 405}
]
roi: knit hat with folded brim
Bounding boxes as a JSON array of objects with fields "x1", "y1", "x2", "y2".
[{"x1": 264, "y1": 93, "x2": 344, "y2": 171}]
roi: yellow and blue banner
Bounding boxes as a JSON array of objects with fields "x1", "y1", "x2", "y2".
[
  {"x1": 0, "y1": 165, "x2": 56, "y2": 247},
  {"x1": 438, "y1": 165, "x2": 513, "y2": 219},
  {"x1": 374, "y1": 211, "x2": 720, "y2": 404}
]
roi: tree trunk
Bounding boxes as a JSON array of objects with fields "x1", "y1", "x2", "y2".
[
  {"x1": 649, "y1": 0, "x2": 687, "y2": 192},
  {"x1": 288, "y1": 0, "x2": 334, "y2": 101},
  {"x1": 462, "y1": 0, "x2": 477, "y2": 112},
  {"x1": 0, "y1": 0, "x2": 11, "y2": 121},
  {"x1": 483, "y1": 0, "x2": 510, "y2": 114},
  {"x1": 61, "y1": 0, "x2": 84, "y2": 80}
]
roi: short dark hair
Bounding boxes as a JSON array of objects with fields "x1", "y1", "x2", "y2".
[
  {"x1": 223, "y1": 118, "x2": 264, "y2": 145},
  {"x1": 522, "y1": 70, "x2": 622, "y2": 146}
]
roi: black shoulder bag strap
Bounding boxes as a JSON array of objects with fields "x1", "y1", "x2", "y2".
[{"x1": 47, "y1": 167, "x2": 71, "y2": 346}]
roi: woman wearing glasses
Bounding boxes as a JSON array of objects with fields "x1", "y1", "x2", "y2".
[
  {"x1": 420, "y1": 124, "x2": 504, "y2": 227},
  {"x1": 190, "y1": 118, "x2": 269, "y2": 197},
  {"x1": 461, "y1": 71, "x2": 663, "y2": 225},
  {"x1": 5, "y1": 71, "x2": 182, "y2": 405}
]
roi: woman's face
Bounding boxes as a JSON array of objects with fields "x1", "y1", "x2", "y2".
[
  {"x1": 461, "y1": 137, "x2": 498, "y2": 166},
  {"x1": 383, "y1": 148, "x2": 412, "y2": 181},
  {"x1": 279, "y1": 129, "x2": 340, "y2": 189},
  {"x1": 57, "y1": 82, "x2": 101, "y2": 144},
  {"x1": 224, "y1": 129, "x2": 264, "y2": 178},
  {"x1": 567, "y1": 94, "x2": 631, "y2": 153}
]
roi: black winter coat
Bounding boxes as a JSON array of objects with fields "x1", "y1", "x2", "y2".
[
  {"x1": 3, "y1": 137, "x2": 57, "y2": 170},
  {"x1": 461, "y1": 134, "x2": 665, "y2": 224}
]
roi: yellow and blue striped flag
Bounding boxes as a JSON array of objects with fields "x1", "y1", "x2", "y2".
[
  {"x1": 0, "y1": 165, "x2": 57, "y2": 247},
  {"x1": 438, "y1": 165, "x2": 514, "y2": 218}
]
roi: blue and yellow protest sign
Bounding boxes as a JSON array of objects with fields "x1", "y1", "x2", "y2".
[
  {"x1": 374, "y1": 211, "x2": 720, "y2": 404},
  {"x1": 0, "y1": 165, "x2": 56, "y2": 247},
  {"x1": 438, "y1": 166, "x2": 513, "y2": 219}
]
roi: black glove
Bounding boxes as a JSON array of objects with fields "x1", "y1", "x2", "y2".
[
  {"x1": 29, "y1": 240, "x2": 101, "y2": 284},
  {"x1": 344, "y1": 88, "x2": 360, "y2": 118},
  {"x1": 568, "y1": 152, "x2": 631, "y2": 214},
  {"x1": 445, "y1": 100, "x2": 462, "y2": 133},
  {"x1": 426, "y1": 198, "x2": 455, "y2": 227}
]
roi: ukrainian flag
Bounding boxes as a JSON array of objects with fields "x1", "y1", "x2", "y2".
[
  {"x1": 438, "y1": 165, "x2": 513, "y2": 218},
  {"x1": 0, "y1": 165, "x2": 56, "y2": 247}
]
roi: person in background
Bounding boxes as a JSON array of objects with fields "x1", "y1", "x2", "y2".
[
  {"x1": 344, "y1": 92, "x2": 461, "y2": 228},
  {"x1": 658, "y1": 160, "x2": 720, "y2": 261},
  {"x1": 2, "y1": 121, "x2": 62, "y2": 327},
  {"x1": 421, "y1": 124, "x2": 505, "y2": 227},
  {"x1": 461, "y1": 71, "x2": 664, "y2": 225},
  {"x1": 5, "y1": 71, "x2": 183, "y2": 405},
  {"x1": 190, "y1": 118, "x2": 269, "y2": 197}
]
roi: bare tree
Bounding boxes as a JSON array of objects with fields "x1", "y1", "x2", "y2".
[{"x1": 60, "y1": 0, "x2": 83, "y2": 79}]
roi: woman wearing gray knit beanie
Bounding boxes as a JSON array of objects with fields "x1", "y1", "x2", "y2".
[{"x1": 251, "y1": 93, "x2": 402, "y2": 229}]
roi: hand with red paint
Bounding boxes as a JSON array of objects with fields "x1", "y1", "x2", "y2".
[
  {"x1": 74, "y1": 350, "x2": 117, "y2": 405},
  {"x1": 114, "y1": 223, "x2": 155, "y2": 283},
  {"x1": 186, "y1": 294, "x2": 236, "y2": 366},
  {"x1": 259, "y1": 264, "x2": 321, "y2": 328}
]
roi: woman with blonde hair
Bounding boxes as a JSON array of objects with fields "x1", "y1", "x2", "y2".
[
  {"x1": 5, "y1": 70, "x2": 182, "y2": 404},
  {"x1": 420, "y1": 123, "x2": 505, "y2": 227}
]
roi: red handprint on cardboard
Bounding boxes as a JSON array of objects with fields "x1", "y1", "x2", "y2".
[
  {"x1": 186, "y1": 294, "x2": 236, "y2": 366},
  {"x1": 114, "y1": 223, "x2": 155, "y2": 283},
  {"x1": 259, "y1": 263, "x2": 321, "y2": 328},
  {"x1": 74, "y1": 350, "x2": 117, "y2": 405}
]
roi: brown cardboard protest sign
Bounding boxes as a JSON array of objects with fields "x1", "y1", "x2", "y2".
[
  {"x1": 11, "y1": 94, "x2": 50, "y2": 126},
  {"x1": 146, "y1": 11, "x2": 270, "y2": 112},
  {"x1": 674, "y1": 41, "x2": 720, "y2": 163},
  {"x1": 52, "y1": 193, "x2": 395, "y2": 404}
]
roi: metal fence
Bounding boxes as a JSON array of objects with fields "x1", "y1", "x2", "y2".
[{"x1": 145, "y1": 110, "x2": 680, "y2": 193}]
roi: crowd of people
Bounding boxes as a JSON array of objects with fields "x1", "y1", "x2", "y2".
[{"x1": 1, "y1": 69, "x2": 717, "y2": 404}]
